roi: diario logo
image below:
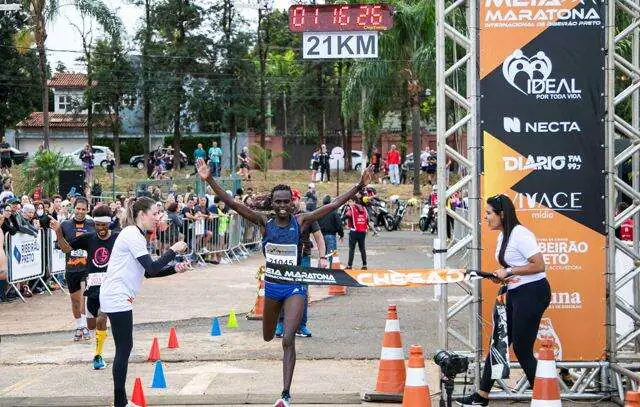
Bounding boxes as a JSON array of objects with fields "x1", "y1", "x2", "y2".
[
  {"x1": 503, "y1": 155, "x2": 582, "y2": 171},
  {"x1": 503, "y1": 50, "x2": 582, "y2": 100}
]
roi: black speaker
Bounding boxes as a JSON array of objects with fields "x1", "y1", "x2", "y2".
[{"x1": 58, "y1": 170, "x2": 85, "y2": 198}]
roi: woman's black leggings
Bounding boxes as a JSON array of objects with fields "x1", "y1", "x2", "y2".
[
  {"x1": 348, "y1": 231, "x2": 367, "y2": 267},
  {"x1": 107, "y1": 310, "x2": 134, "y2": 407},
  {"x1": 480, "y1": 278, "x2": 551, "y2": 392}
]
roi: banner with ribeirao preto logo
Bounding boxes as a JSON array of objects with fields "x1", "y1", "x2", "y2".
[{"x1": 480, "y1": 0, "x2": 605, "y2": 360}]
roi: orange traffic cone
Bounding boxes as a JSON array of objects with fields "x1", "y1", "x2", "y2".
[
  {"x1": 328, "y1": 251, "x2": 348, "y2": 296},
  {"x1": 376, "y1": 305, "x2": 406, "y2": 394},
  {"x1": 247, "y1": 277, "x2": 265, "y2": 320},
  {"x1": 148, "y1": 337, "x2": 160, "y2": 362},
  {"x1": 531, "y1": 338, "x2": 561, "y2": 407},
  {"x1": 168, "y1": 327, "x2": 179, "y2": 349},
  {"x1": 402, "y1": 345, "x2": 431, "y2": 407},
  {"x1": 131, "y1": 377, "x2": 147, "y2": 407},
  {"x1": 625, "y1": 390, "x2": 640, "y2": 407}
]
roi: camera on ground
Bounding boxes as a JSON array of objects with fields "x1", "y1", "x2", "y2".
[{"x1": 433, "y1": 349, "x2": 469, "y2": 379}]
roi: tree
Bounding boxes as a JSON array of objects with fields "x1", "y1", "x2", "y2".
[
  {"x1": 343, "y1": 0, "x2": 435, "y2": 195},
  {"x1": 248, "y1": 144, "x2": 287, "y2": 181},
  {"x1": 69, "y1": 9, "x2": 119, "y2": 145},
  {"x1": 92, "y1": 34, "x2": 135, "y2": 165},
  {"x1": 17, "y1": 0, "x2": 120, "y2": 149},
  {"x1": 0, "y1": 10, "x2": 40, "y2": 140},
  {"x1": 54, "y1": 60, "x2": 67, "y2": 73},
  {"x1": 151, "y1": 0, "x2": 208, "y2": 170},
  {"x1": 22, "y1": 149, "x2": 77, "y2": 197}
]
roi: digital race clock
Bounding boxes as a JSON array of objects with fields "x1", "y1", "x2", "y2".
[{"x1": 288, "y1": 4, "x2": 394, "y2": 33}]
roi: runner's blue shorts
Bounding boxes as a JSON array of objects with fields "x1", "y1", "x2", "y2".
[{"x1": 265, "y1": 281, "x2": 307, "y2": 301}]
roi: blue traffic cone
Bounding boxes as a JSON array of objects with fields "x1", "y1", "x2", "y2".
[
  {"x1": 150, "y1": 360, "x2": 167, "y2": 389},
  {"x1": 211, "y1": 317, "x2": 222, "y2": 336}
]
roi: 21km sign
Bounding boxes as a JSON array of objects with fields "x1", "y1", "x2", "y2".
[{"x1": 302, "y1": 32, "x2": 378, "y2": 59}]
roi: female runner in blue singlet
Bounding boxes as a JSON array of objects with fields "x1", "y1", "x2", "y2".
[{"x1": 196, "y1": 159, "x2": 373, "y2": 407}]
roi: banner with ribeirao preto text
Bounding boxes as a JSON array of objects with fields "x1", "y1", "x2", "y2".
[{"x1": 479, "y1": 0, "x2": 606, "y2": 360}]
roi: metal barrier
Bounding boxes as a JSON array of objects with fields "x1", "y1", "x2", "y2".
[
  {"x1": 2, "y1": 213, "x2": 261, "y2": 304},
  {"x1": 452, "y1": 207, "x2": 469, "y2": 243}
]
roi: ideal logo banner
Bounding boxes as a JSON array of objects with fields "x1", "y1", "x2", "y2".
[{"x1": 479, "y1": 0, "x2": 606, "y2": 360}]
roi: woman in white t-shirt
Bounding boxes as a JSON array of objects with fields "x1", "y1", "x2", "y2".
[
  {"x1": 457, "y1": 194, "x2": 550, "y2": 407},
  {"x1": 100, "y1": 196, "x2": 189, "y2": 407}
]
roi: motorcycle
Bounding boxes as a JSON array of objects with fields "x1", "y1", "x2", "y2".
[
  {"x1": 388, "y1": 196, "x2": 407, "y2": 231},
  {"x1": 367, "y1": 197, "x2": 394, "y2": 232},
  {"x1": 419, "y1": 190, "x2": 438, "y2": 233}
]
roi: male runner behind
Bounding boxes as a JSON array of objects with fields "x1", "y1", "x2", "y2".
[
  {"x1": 60, "y1": 197, "x2": 95, "y2": 341},
  {"x1": 51, "y1": 205, "x2": 116, "y2": 369}
]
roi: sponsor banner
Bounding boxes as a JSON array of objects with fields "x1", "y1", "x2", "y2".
[
  {"x1": 480, "y1": 0, "x2": 605, "y2": 360},
  {"x1": 8, "y1": 231, "x2": 44, "y2": 283},
  {"x1": 49, "y1": 230, "x2": 66, "y2": 275},
  {"x1": 264, "y1": 262, "x2": 476, "y2": 287}
]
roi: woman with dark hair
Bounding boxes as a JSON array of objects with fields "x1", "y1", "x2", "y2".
[
  {"x1": 99, "y1": 197, "x2": 190, "y2": 407},
  {"x1": 456, "y1": 194, "x2": 549, "y2": 407},
  {"x1": 196, "y1": 158, "x2": 373, "y2": 407}
]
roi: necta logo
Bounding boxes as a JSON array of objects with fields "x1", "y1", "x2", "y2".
[
  {"x1": 484, "y1": 0, "x2": 601, "y2": 28},
  {"x1": 503, "y1": 117, "x2": 581, "y2": 133},
  {"x1": 503, "y1": 50, "x2": 581, "y2": 100},
  {"x1": 503, "y1": 155, "x2": 582, "y2": 171}
]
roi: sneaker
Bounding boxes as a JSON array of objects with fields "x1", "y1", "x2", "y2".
[
  {"x1": 345, "y1": 266, "x2": 352, "y2": 270},
  {"x1": 296, "y1": 326, "x2": 312, "y2": 337},
  {"x1": 273, "y1": 396, "x2": 291, "y2": 407},
  {"x1": 275, "y1": 321, "x2": 284, "y2": 338},
  {"x1": 93, "y1": 355, "x2": 106, "y2": 370},
  {"x1": 82, "y1": 327, "x2": 91, "y2": 341},
  {"x1": 455, "y1": 392, "x2": 489, "y2": 406},
  {"x1": 73, "y1": 328, "x2": 83, "y2": 342},
  {"x1": 361, "y1": 266, "x2": 368, "y2": 270}
]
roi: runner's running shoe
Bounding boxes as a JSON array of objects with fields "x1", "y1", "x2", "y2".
[
  {"x1": 82, "y1": 327, "x2": 91, "y2": 341},
  {"x1": 74, "y1": 328, "x2": 83, "y2": 342},
  {"x1": 275, "y1": 321, "x2": 284, "y2": 338},
  {"x1": 93, "y1": 355, "x2": 106, "y2": 370},
  {"x1": 273, "y1": 396, "x2": 291, "y2": 407},
  {"x1": 455, "y1": 392, "x2": 489, "y2": 406},
  {"x1": 296, "y1": 326, "x2": 312, "y2": 337}
]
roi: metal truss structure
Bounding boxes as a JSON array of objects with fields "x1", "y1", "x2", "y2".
[
  {"x1": 435, "y1": 0, "x2": 640, "y2": 403},
  {"x1": 607, "y1": 0, "x2": 640, "y2": 401}
]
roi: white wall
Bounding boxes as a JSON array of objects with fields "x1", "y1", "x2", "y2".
[
  {"x1": 53, "y1": 90, "x2": 86, "y2": 114},
  {"x1": 17, "y1": 138, "x2": 84, "y2": 155}
]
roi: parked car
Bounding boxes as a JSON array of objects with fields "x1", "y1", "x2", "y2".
[
  {"x1": 329, "y1": 149, "x2": 364, "y2": 171},
  {"x1": 65, "y1": 146, "x2": 114, "y2": 168},
  {"x1": 129, "y1": 148, "x2": 188, "y2": 170},
  {"x1": 9, "y1": 148, "x2": 28, "y2": 164}
]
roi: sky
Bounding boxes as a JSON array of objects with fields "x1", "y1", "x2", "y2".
[{"x1": 47, "y1": 0, "x2": 292, "y2": 73}]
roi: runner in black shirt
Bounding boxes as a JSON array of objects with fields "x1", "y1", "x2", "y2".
[{"x1": 51, "y1": 205, "x2": 117, "y2": 371}]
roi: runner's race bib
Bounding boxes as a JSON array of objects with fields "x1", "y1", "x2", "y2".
[
  {"x1": 86, "y1": 273, "x2": 105, "y2": 288},
  {"x1": 264, "y1": 243, "x2": 297, "y2": 265},
  {"x1": 70, "y1": 249, "x2": 88, "y2": 258}
]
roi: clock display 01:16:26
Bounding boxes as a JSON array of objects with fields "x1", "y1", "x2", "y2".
[{"x1": 289, "y1": 4, "x2": 394, "y2": 32}]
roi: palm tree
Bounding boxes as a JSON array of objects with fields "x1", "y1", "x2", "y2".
[
  {"x1": 342, "y1": 0, "x2": 435, "y2": 195},
  {"x1": 17, "y1": 0, "x2": 120, "y2": 149}
]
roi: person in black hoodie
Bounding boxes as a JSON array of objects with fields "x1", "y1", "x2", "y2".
[{"x1": 317, "y1": 195, "x2": 344, "y2": 267}]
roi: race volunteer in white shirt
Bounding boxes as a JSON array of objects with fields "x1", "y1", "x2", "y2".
[
  {"x1": 457, "y1": 194, "x2": 550, "y2": 407},
  {"x1": 100, "y1": 196, "x2": 189, "y2": 407}
]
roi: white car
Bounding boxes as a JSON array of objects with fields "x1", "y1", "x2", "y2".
[
  {"x1": 329, "y1": 149, "x2": 364, "y2": 171},
  {"x1": 66, "y1": 146, "x2": 114, "y2": 168}
]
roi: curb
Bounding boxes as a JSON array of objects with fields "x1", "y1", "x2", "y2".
[{"x1": 0, "y1": 392, "x2": 363, "y2": 406}]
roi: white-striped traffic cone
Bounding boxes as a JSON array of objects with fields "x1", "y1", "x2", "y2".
[
  {"x1": 375, "y1": 304, "x2": 406, "y2": 394},
  {"x1": 531, "y1": 338, "x2": 561, "y2": 407},
  {"x1": 328, "y1": 251, "x2": 348, "y2": 295},
  {"x1": 402, "y1": 345, "x2": 431, "y2": 407}
]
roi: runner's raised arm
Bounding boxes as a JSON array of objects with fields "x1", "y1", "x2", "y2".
[{"x1": 196, "y1": 158, "x2": 266, "y2": 227}]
